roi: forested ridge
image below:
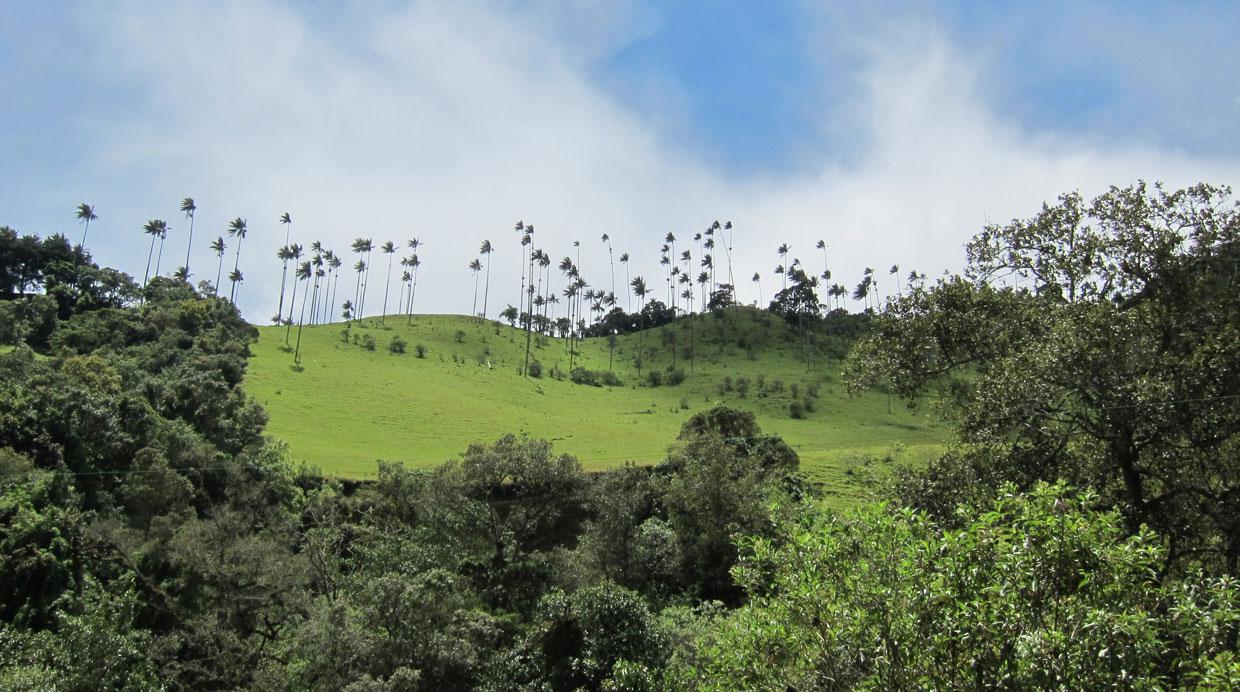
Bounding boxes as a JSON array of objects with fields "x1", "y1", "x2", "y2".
[{"x1": 2, "y1": 181, "x2": 1239, "y2": 689}]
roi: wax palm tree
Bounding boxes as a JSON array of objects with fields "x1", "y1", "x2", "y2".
[
  {"x1": 180, "y1": 197, "x2": 197, "y2": 278},
  {"x1": 76, "y1": 203, "x2": 97, "y2": 248},
  {"x1": 211, "y1": 237, "x2": 226, "y2": 295},
  {"x1": 777, "y1": 243, "x2": 790, "y2": 291},
  {"x1": 142, "y1": 219, "x2": 167, "y2": 287},
  {"x1": 350, "y1": 238, "x2": 368, "y2": 313},
  {"x1": 274, "y1": 212, "x2": 291, "y2": 316},
  {"x1": 619, "y1": 252, "x2": 631, "y2": 311},
  {"x1": 407, "y1": 253, "x2": 421, "y2": 323},
  {"x1": 329, "y1": 253, "x2": 343, "y2": 322},
  {"x1": 721, "y1": 220, "x2": 736, "y2": 297},
  {"x1": 479, "y1": 239, "x2": 494, "y2": 320},
  {"x1": 399, "y1": 269, "x2": 411, "y2": 317},
  {"x1": 153, "y1": 220, "x2": 170, "y2": 279},
  {"x1": 469, "y1": 258, "x2": 483, "y2": 318},
  {"x1": 286, "y1": 257, "x2": 309, "y2": 343},
  {"x1": 696, "y1": 271, "x2": 710, "y2": 312},
  {"x1": 282, "y1": 244, "x2": 303, "y2": 330},
  {"x1": 358, "y1": 238, "x2": 374, "y2": 318},
  {"x1": 227, "y1": 217, "x2": 248, "y2": 302},
  {"x1": 752, "y1": 271, "x2": 763, "y2": 307},
  {"x1": 228, "y1": 269, "x2": 244, "y2": 298},
  {"x1": 352, "y1": 259, "x2": 366, "y2": 317},
  {"x1": 602, "y1": 233, "x2": 615, "y2": 300},
  {"x1": 890, "y1": 264, "x2": 902, "y2": 297},
  {"x1": 379, "y1": 240, "x2": 396, "y2": 324},
  {"x1": 537, "y1": 249, "x2": 551, "y2": 322},
  {"x1": 274, "y1": 245, "x2": 294, "y2": 323},
  {"x1": 294, "y1": 260, "x2": 312, "y2": 364},
  {"x1": 631, "y1": 276, "x2": 649, "y2": 372}
]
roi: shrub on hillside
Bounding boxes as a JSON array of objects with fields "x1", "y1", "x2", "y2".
[
  {"x1": 572, "y1": 368, "x2": 621, "y2": 387},
  {"x1": 645, "y1": 370, "x2": 662, "y2": 387},
  {"x1": 528, "y1": 360, "x2": 543, "y2": 378},
  {"x1": 415, "y1": 344, "x2": 427, "y2": 358},
  {"x1": 389, "y1": 336, "x2": 406, "y2": 354},
  {"x1": 665, "y1": 369, "x2": 687, "y2": 386},
  {"x1": 363, "y1": 334, "x2": 376, "y2": 351},
  {"x1": 789, "y1": 400, "x2": 806, "y2": 419}
]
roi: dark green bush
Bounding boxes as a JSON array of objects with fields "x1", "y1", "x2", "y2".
[{"x1": 389, "y1": 335, "x2": 406, "y2": 354}]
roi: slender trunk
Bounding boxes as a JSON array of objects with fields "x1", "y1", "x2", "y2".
[
  {"x1": 472, "y1": 272, "x2": 480, "y2": 319},
  {"x1": 482, "y1": 255, "x2": 491, "y2": 320},
  {"x1": 294, "y1": 277, "x2": 310, "y2": 364},
  {"x1": 215, "y1": 256, "x2": 223, "y2": 296},
  {"x1": 277, "y1": 259, "x2": 289, "y2": 322},
  {"x1": 285, "y1": 275, "x2": 300, "y2": 344},
  {"x1": 144, "y1": 236, "x2": 156, "y2": 287},
  {"x1": 381, "y1": 254, "x2": 394, "y2": 324},
  {"x1": 230, "y1": 238, "x2": 243, "y2": 302},
  {"x1": 155, "y1": 234, "x2": 166, "y2": 277},
  {"x1": 353, "y1": 270, "x2": 362, "y2": 318},
  {"x1": 522, "y1": 258, "x2": 534, "y2": 376},
  {"x1": 625, "y1": 265, "x2": 631, "y2": 312},
  {"x1": 183, "y1": 214, "x2": 196, "y2": 276},
  {"x1": 408, "y1": 265, "x2": 419, "y2": 324},
  {"x1": 80, "y1": 220, "x2": 90, "y2": 248}
]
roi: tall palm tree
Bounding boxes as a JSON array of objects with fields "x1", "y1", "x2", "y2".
[
  {"x1": 142, "y1": 219, "x2": 167, "y2": 287},
  {"x1": 76, "y1": 203, "x2": 97, "y2": 248},
  {"x1": 294, "y1": 260, "x2": 312, "y2": 365},
  {"x1": 406, "y1": 253, "x2": 421, "y2": 323},
  {"x1": 696, "y1": 271, "x2": 710, "y2": 312},
  {"x1": 816, "y1": 239, "x2": 828, "y2": 280},
  {"x1": 777, "y1": 243, "x2": 790, "y2": 291},
  {"x1": 619, "y1": 252, "x2": 631, "y2": 311},
  {"x1": 752, "y1": 271, "x2": 763, "y2": 307},
  {"x1": 515, "y1": 221, "x2": 528, "y2": 320},
  {"x1": 283, "y1": 244, "x2": 303, "y2": 327},
  {"x1": 210, "y1": 237, "x2": 226, "y2": 295},
  {"x1": 328, "y1": 253, "x2": 343, "y2": 322},
  {"x1": 274, "y1": 245, "x2": 293, "y2": 323},
  {"x1": 153, "y1": 221, "x2": 170, "y2": 279},
  {"x1": 406, "y1": 238, "x2": 422, "y2": 322},
  {"x1": 227, "y1": 217, "x2": 248, "y2": 302},
  {"x1": 380, "y1": 240, "x2": 397, "y2": 323},
  {"x1": 228, "y1": 269, "x2": 244, "y2": 298},
  {"x1": 479, "y1": 239, "x2": 494, "y2": 320},
  {"x1": 359, "y1": 238, "x2": 375, "y2": 318},
  {"x1": 353, "y1": 259, "x2": 366, "y2": 318},
  {"x1": 890, "y1": 264, "x2": 902, "y2": 297},
  {"x1": 276, "y1": 212, "x2": 292, "y2": 317},
  {"x1": 286, "y1": 257, "x2": 308, "y2": 344},
  {"x1": 469, "y1": 258, "x2": 483, "y2": 318},
  {"x1": 350, "y1": 238, "x2": 368, "y2": 314},
  {"x1": 631, "y1": 276, "x2": 649, "y2": 373},
  {"x1": 602, "y1": 233, "x2": 614, "y2": 300},
  {"x1": 180, "y1": 197, "x2": 197, "y2": 278},
  {"x1": 720, "y1": 220, "x2": 736, "y2": 300}
]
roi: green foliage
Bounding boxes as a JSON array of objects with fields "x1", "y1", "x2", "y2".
[
  {"x1": 527, "y1": 359, "x2": 542, "y2": 378},
  {"x1": 504, "y1": 582, "x2": 670, "y2": 690},
  {"x1": 571, "y1": 367, "x2": 622, "y2": 387},
  {"x1": 361, "y1": 334, "x2": 376, "y2": 351},
  {"x1": 847, "y1": 181, "x2": 1240, "y2": 573},
  {"x1": 695, "y1": 483, "x2": 1240, "y2": 689},
  {"x1": 414, "y1": 343, "x2": 426, "y2": 358},
  {"x1": 387, "y1": 335, "x2": 406, "y2": 354}
]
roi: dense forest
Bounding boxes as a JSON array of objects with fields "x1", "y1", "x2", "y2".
[{"x1": 2, "y1": 181, "x2": 1239, "y2": 689}]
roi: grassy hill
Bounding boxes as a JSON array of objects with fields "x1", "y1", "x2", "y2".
[{"x1": 245, "y1": 307, "x2": 946, "y2": 506}]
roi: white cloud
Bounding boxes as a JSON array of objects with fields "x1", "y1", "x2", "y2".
[{"x1": 55, "y1": 2, "x2": 1240, "y2": 320}]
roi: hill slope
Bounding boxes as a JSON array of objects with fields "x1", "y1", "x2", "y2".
[{"x1": 245, "y1": 308, "x2": 946, "y2": 505}]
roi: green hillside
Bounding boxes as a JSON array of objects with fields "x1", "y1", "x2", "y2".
[{"x1": 245, "y1": 307, "x2": 946, "y2": 504}]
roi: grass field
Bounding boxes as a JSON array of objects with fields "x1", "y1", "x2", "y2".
[{"x1": 245, "y1": 308, "x2": 947, "y2": 506}]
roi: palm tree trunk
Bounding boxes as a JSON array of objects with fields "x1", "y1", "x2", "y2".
[
  {"x1": 155, "y1": 234, "x2": 166, "y2": 278},
  {"x1": 482, "y1": 255, "x2": 491, "y2": 320},
  {"x1": 215, "y1": 256, "x2": 223, "y2": 296},
  {"x1": 381, "y1": 254, "x2": 394, "y2": 324},
  {"x1": 472, "y1": 272, "x2": 480, "y2": 319},
  {"x1": 285, "y1": 274, "x2": 300, "y2": 344},
  {"x1": 230, "y1": 239, "x2": 243, "y2": 302},
  {"x1": 277, "y1": 259, "x2": 289, "y2": 322},
  {"x1": 144, "y1": 236, "x2": 156, "y2": 287},
  {"x1": 294, "y1": 278, "x2": 310, "y2": 364},
  {"x1": 183, "y1": 215, "x2": 195, "y2": 276}
]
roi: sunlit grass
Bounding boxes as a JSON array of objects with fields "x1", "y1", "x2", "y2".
[{"x1": 245, "y1": 308, "x2": 946, "y2": 503}]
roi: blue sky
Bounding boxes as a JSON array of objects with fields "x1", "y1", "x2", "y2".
[{"x1": 2, "y1": 1, "x2": 1239, "y2": 320}]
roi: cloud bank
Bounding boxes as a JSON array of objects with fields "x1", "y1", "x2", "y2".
[{"x1": 8, "y1": 1, "x2": 1240, "y2": 321}]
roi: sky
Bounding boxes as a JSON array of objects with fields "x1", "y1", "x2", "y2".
[{"x1": 3, "y1": 0, "x2": 1240, "y2": 322}]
